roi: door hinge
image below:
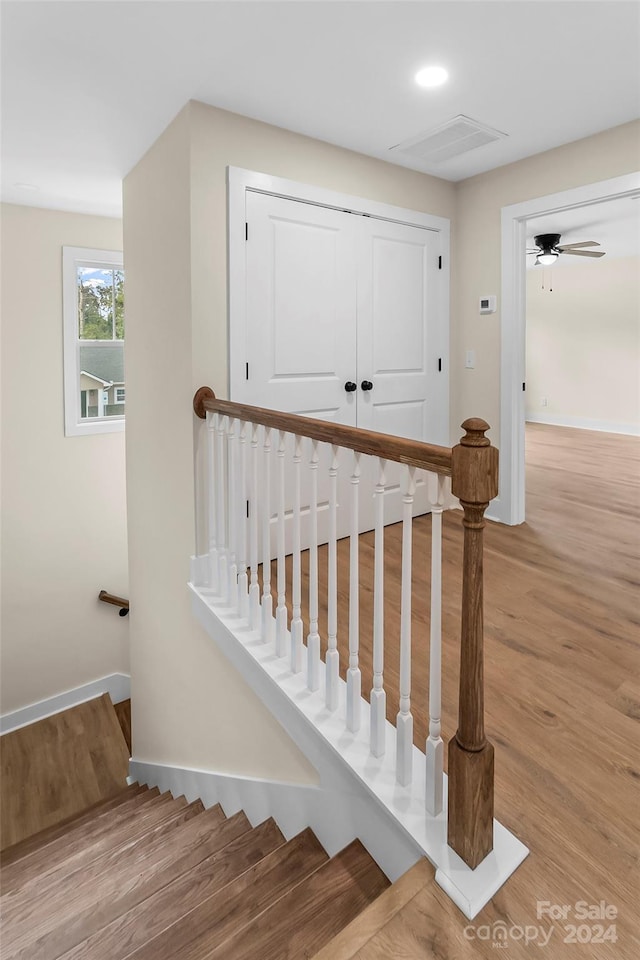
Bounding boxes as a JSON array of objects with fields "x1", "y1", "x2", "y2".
[
  {"x1": 245, "y1": 222, "x2": 248, "y2": 241},
  {"x1": 438, "y1": 255, "x2": 442, "y2": 270},
  {"x1": 246, "y1": 500, "x2": 250, "y2": 518},
  {"x1": 246, "y1": 362, "x2": 249, "y2": 380},
  {"x1": 522, "y1": 382, "x2": 526, "y2": 391},
  {"x1": 438, "y1": 358, "x2": 442, "y2": 372}
]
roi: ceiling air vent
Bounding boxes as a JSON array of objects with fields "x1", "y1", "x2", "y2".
[{"x1": 391, "y1": 115, "x2": 507, "y2": 164}]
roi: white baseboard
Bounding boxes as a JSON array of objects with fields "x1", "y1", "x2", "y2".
[
  {"x1": 129, "y1": 756, "x2": 425, "y2": 892},
  {"x1": 526, "y1": 413, "x2": 640, "y2": 436},
  {"x1": 0, "y1": 673, "x2": 131, "y2": 735}
]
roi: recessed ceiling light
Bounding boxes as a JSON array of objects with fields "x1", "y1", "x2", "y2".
[{"x1": 415, "y1": 66, "x2": 449, "y2": 89}]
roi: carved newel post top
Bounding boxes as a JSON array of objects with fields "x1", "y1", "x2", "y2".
[
  {"x1": 451, "y1": 418, "x2": 499, "y2": 504},
  {"x1": 460, "y1": 418, "x2": 491, "y2": 447},
  {"x1": 193, "y1": 386, "x2": 216, "y2": 419}
]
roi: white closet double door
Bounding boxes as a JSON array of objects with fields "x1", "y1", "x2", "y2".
[{"x1": 239, "y1": 190, "x2": 447, "y2": 542}]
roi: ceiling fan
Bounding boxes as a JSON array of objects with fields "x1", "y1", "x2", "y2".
[{"x1": 527, "y1": 233, "x2": 606, "y2": 266}]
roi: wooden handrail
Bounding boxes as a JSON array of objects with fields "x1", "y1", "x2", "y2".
[
  {"x1": 193, "y1": 387, "x2": 453, "y2": 476},
  {"x1": 98, "y1": 590, "x2": 129, "y2": 617}
]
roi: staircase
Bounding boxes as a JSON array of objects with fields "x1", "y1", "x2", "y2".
[{"x1": 0, "y1": 777, "x2": 405, "y2": 960}]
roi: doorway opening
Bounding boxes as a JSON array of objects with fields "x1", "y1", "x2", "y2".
[{"x1": 499, "y1": 172, "x2": 640, "y2": 525}]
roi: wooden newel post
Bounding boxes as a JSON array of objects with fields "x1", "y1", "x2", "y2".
[{"x1": 448, "y1": 418, "x2": 498, "y2": 869}]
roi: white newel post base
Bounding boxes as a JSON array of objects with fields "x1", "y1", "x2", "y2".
[
  {"x1": 291, "y1": 620, "x2": 303, "y2": 674},
  {"x1": 208, "y1": 549, "x2": 218, "y2": 593},
  {"x1": 261, "y1": 595, "x2": 273, "y2": 645},
  {"x1": 325, "y1": 649, "x2": 340, "y2": 711},
  {"x1": 249, "y1": 583, "x2": 261, "y2": 629},
  {"x1": 218, "y1": 552, "x2": 228, "y2": 600},
  {"x1": 307, "y1": 634, "x2": 320, "y2": 692},
  {"x1": 396, "y1": 712, "x2": 413, "y2": 787},
  {"x1": 347, "y1": 669, "x2": 361, "y2": 733},
  {"x1": 228, "y1": 563, "x2": 238, "y2": 608},
  {"x1": 190, "y1": 555, "x2": 208, "y2": 588},
  {"x1": 238, "y1": 572, "x2": 249, "y2": 619},
  {"x1": 370, "y1": 689, "x2": 386, "y2": 758},
  {"x1": 425, "y1": 736, "x2": 444, "y2": 816},
  {"x1": 276, "y1": 606, "x2": 288, "y2": 657}
]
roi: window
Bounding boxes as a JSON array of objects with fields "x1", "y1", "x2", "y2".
[{"x1": 63, "y1": 247, "x2": 125, "y2": 436}]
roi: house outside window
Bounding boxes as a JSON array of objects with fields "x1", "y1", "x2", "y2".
[{"x1": 63, "y1": 247, "x2": 125, "y2": 437}]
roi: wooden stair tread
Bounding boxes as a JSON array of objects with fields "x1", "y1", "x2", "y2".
[
  {"x1": 2, "y1": 796, "x2": 198, "y2": 934},
  {"x1": 126, "y1": 826, "x2": 329, "y2": 960},
  {"x1": 1, "y1": 791, "x2": 179, "y2": 901},
  {"x1": 57, "y1": 817, "x2": 287, "y2": 960},
  {"x1": 0, "y1": 693, "x2": 130, "y2": 849},
  {"x1": 310, "y1": 858, "x2": 435, "y2": 960},
  {"x1": 7, "y1": 805, "x2": 249, "y2": 960},
  {"x1": 0, "y1": 782, "x2": 146, "y2": 867},
  {"x1": 204, "y1": 839, "x2": 390, "y2": 960},
  {"x1": 339, "y1": 880, "x2": 466, "y2": 959},
  {"x1": 1, "y1": 786, "x2": 162, "y2": 892}
]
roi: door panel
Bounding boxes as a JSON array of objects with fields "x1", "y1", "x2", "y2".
[
  {"x1": 357, "y1": 218, "x2": 440, "y2": 523},
  {"x1": 238, "y1": 191, "x2": 445, "y2": 550},
  {"x1": 245, "y1": 191, "x2": 357, "y2": 425}
]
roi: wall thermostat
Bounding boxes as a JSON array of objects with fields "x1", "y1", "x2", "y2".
[{"x1": 479, "y1": 295, "x2": 497, "y2": 314}]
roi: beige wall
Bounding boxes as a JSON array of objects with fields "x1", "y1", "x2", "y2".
[
  {"x1": 124, "y1": 101, "x2": 455, "y2": 779},
  {"x1": 188, "y1": 100, "x2": 457, "y2": 398},
  {"x1": 0, "y1": 203, "x2": 129, "y2": 714},
  {"x1": 454, "y1": 121, "x2": 640, "y2": 440},
  {"x1": 526, "y1": 256, "x2": 640, "y2": 432}
]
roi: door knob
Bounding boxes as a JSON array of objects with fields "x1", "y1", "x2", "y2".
[
  {"x1": 344, "y1": 381, "x2": 357, "y2": 392},
  {"x1": 361, "y1": 380, "x2": 373, "y2": 391}
]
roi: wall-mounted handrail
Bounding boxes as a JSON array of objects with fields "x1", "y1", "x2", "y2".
[
  {"x1": 193, "y1": 387, "x2": 453, "y2": 477},
  {"x1": 98, "y1": 590, "x2": 129, "y2": 617}
]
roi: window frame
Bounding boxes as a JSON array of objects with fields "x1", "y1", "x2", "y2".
[{"x1": 63, "y1": 246, "x2": 125, "y2": 437}]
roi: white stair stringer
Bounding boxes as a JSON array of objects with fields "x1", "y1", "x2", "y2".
[{"x1": 188, "y1": 572, "x2": 528, "y2": 919}]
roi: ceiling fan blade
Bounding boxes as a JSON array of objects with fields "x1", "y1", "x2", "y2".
[
  {"x1": 561, "y1": 249, "x2": 606, "y2": 258},
  {"x1": 557, "y1": 241, "x2": 600, "y2": 250}
]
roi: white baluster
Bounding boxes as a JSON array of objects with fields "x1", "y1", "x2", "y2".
[
  {"x1": 290, "y1": 436, "x2": 303, "y2": 673},
  {"x1": 275, "y1": 431, "x2": 288, "y2": 657},
  {"x1": 307, "y1": 441, "x2": 321, "y2": 692},
  {"x1": 227, "y1": 417, "x2": 238, "y2": 609},
  {"x1": 425, "y1": 472, "x2": 445, "y2": 815},
  {"x1": 237, "y1": 420, "x2": 249, "y2": 619},
  {"x1": 370, "y1": 458, "x2": 386, "y2": 757},
  {"x1": 326, "y1": 445, "x2": 340, "y2": 711},
  {"x1": 261, "y1": 426, "x2": 273, "y2": 644},
  {"x1": 396, "y1": 465, "x2": 416, "y2": 787},
  {"x1": 347, "y1": 451, "x2": 361, "y2": 732},
  {"x1": 249, "y1": 423, "x2": 261, "y2": 628},
  {"x1": 216, "y1": 414, "x2": 228, "y2": 598},
  {"x1": 206, "y1": 411, "x2": 218, "y2": 591}
]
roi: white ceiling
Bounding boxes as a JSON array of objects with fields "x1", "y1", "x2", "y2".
[
  {"x1": 1, "y1": 1, "x2": 639, "y2": 218},
  {"x1": 526, "y1": 196, "x2": 640, "y2": 267}
]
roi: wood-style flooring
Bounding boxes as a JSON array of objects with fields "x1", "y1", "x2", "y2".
[
  {"x1": 0, "y1": 779, "x2": 390, "y2": 960},
  {"x1": 0, "y1": 693, "x2": 129, "y2": 849},
  {"x1": 271, "y1": 423, "x2": 639, "y2": 958}
]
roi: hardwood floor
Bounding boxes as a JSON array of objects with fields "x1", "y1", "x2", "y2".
[
  {"x1": 0, "y1": 693, "x2": 129, "y2": 850},
  {"x1": 272, "y1": 423, "x2": 640, "y2": 958}
]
